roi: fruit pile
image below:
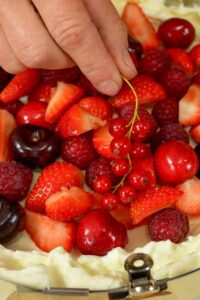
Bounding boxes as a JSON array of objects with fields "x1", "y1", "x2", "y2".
[{"x1": 0, "y1": 2, "x2": 200, "y2": 256}]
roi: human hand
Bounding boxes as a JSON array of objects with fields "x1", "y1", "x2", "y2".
[{"x1": 0, "y1": 0, "x2": 137, "y2": 95}]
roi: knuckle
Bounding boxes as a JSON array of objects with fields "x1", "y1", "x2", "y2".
[{"x1": 19, "y1": 43, "x2": 49, "y2": 68}]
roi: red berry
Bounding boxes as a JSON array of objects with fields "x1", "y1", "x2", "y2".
[
  {"x1": 117, "y1": 184, "x2": 136, "y2": 205},
  {"x1": 192, "y1": 72, "x2": 200, "y2": 86},
  {"x1": 148, "y1": 208, "x2": 189, "y2": 243},
  {"x1": 110, "y1": 137, "x2": 131, "y2": 157},
  {"x1": 100, "y1": 193, "x2": 119, "y2": 210},
  {"x1": 93, "y1": 175, "x2": 112, "y2": 194},
  {"x1": 131, "y1": 119, "x2": 151, "y2": 142},
  {"x1": 129, "y1": 170, "x2": 150, "y2": 191},
  {"x1": 189, "y1": 44, "x2": 200, "y2": 68},
  {"x1": 61, "y1": 131, "x2": 98, "y2": 170},
  {"x1": 76, "y1": 73, "x2": 103, "y2": 97},
  {"x1": 109, "y1": 117, "x2": 126, "y2": 137},
  {"x1": 41, "y1": 67, "x2": 80, "y2": 86},
  {"x1": 152, "y1": 98, "x2": 178, "y2": 126},
  {"x1": 130, "y1": 142, "x2": 150, "y2": 159},
  {"x1": 0, "y1": 100, "x2": 23, "y2": 116},
  {"x1": 158, "y1": 18, "x2": 195, "y2": 48},
  {"x1": 111, "y1": 159, "x2": 130, "y2": 176},
  {"x1": 128, "y1": 36, "x2": 143, "y2": 59}
]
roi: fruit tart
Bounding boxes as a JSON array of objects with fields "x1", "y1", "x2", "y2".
[{"x1": 1, "y1": 0, "x2": 200, "y2": 298}]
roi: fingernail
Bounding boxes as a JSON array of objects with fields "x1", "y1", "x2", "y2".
[
  {"x1": 98, "y1": 80, "x2": 121, "y2": 96},
  {"x1": 123, "y1": 49, "x2": 138, "y2": 76}
]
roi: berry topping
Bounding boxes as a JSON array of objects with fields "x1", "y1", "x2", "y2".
[
  {"x1": 93, "y1": 175, "x2": 112, "y2": 194},
  {"x1": 100, "y1": 193, "x2": 119, "y2": 210},
  {"x1": 0, "y1": 100, "x2": 23, "y2": 116},
  {"x1": 117, "y1": 184, "x2": 136, "y2": 206},
  {"x1": 29, "y1": 82, "x2": 56, "y2": 103},
  {"x1": 152, "y1": 97, "x2": 178, "y2": 126},
  {"x1": 40, "y1": 67, "x2": 80, "y2": 86},
  {"x1": 167, "y1": 48, "x2": 195, "y2": 74},
  {"x1": 148, "y1": 208, "x2": 189, "y2": 243},
  {"x1": 79, "y1": 96, "x2": 112, "y2": 120},
  {"x1": 189, "y1": 44, "x2": 200, "y2": 68}
]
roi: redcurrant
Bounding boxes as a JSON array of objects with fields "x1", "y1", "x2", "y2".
[
  {"x1": 100, "y1": 193, "x2": 119, "y2": 210},
  {"x1": 111, "y1": 159, "x2": 130, "y2": 176},
  {"x1": 93, "y1": 175, "x2": 112, "y2": 194},
  {"x1": 128, "y1": 170, "x2": 150, "y2": 191},
  {"x1": 130, "y1": 142, "x2": 150, "y2": 160},
  {"x1": 131, "y1": 119, "x2": 151, "y2": 141},
  {"x1": 117, "y1": 184, "x2": 136, "y2": 205},
  {"x1": 110, "y1": 137, "x2": 131, "y2": 157},
  {"x1": 109, "y1": 117, "x2": 126, "y2": 137}
]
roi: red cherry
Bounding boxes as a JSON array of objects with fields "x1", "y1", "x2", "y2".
[
  {"x1": 100, "y1": 193, "x2": 120, "y2": 210},
  {"x1": 154, "y1": 141, "x2": 199, "y2": 185},
  {"x1": 110, "y1": 137, "x2": 131, "y2": 157},
  {"x1": 158, "y1": 18, "x2": 195, "y2": 49},
  {"x1": 111, "y1": 159, "x2": 130, "y2": 176},
  {"x1": 92, "y1": 175, "x2": 112, "y2": 194},
  {"x1": 131, "y1": 119, "x2": 151, "y2": 141},
  {"x1": 117, "y1": 184, "x2": 136, "y2": 205},
  {"x1": 128, "y1": 170, "x2": 150, "y2": 191},
  {"x1": 109, "y1": 117, "x2": 126, "y2": 137},
  {"x1": 130, "y1": 142, "x2": 151, "y2": 159}
]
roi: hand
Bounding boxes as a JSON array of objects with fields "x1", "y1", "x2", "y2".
[{"x1": 0, "y1": 0, "x2": 137, "y2": 95}]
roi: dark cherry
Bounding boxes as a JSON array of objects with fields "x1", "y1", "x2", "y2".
[
  {"x1": 11, "y1": 125, "x2": 61, "y2": 169},
  {"x1": 128, "y1": 36, "x2": 143, "y2": 59},
  {"x1": 0, "y1": 198, "x2": 21, "y2": 243}
]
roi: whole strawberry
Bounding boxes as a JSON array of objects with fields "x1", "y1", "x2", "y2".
[
  {"x1": 148, "y1": 208, "x2": 189, "y2": 243},
  {"x1": 0, "y1": 162, "x2": 33, "y2": 201}
]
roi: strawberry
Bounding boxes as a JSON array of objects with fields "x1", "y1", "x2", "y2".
[
  {"x1": 0, "y1": 110, "x2": 16, "y2": 162},
  {"x1": 110, "y1": 75, "x2": 166, "y2": 108},
  {"x1": 190, "y1": 124, "x2": 200, "y2": 143},
  {"x1": 29, "y1": 83, "x2": 56, "y2": 103},
  {"x1": 25, "y1": 162, "x2": 83, "y2": 214},
  {"x1": 167, "y1": 48, "x2": 195, "y2": 74},
  {"x1": 110, "y1": 204, "x2": 135, "y2": 229},
  {"x1": 57, "y1": 104, "x2": 105, "y2": 139},
  {"x1": 130, "y1": 186, "x2": 182, "y2": 225},
  {"x1": 45, "y1": 82, "x2": 84, "y2": 124},
  {"x1": 0, "y1": 69, "x2": 40, "y2": 103},
  {"x1": 78, "y1": 96, "x2": 112, "y2": 120},
  {"x1": 176, "y1": 177, "x2": 200, "y2": 215},
  {"x1": 189, "y1": 44, "x2": 200, "y2": 68},
  {"x1": 45, "y1": 187, "x2": 94, "y2": 222},
  {"x1": 179, "y1": 84, "x2": 200, "y2": 126},
  {"x1": 131, "y1": 156, "x2": 156, "y2": 189},
  {"x1": 122, "y1": 3, "x2": 159, "y2": 51},
  {"x1": 25, "y1": 210, "x2": 76, "y2": 252}
]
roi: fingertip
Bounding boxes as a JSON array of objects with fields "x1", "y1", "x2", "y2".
[{"x1": 97, "y1": 79, "x2": 122, "y2": 96}]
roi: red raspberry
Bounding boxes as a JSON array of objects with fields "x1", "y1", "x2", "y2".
[
  {"x1": 0, "y1": 162, "x2": 33, "y2": 201},
  {"x1": 61, "y1": 132, "x2": 98, "y2": 170},
  {"x1": 148, "y1": 208, "x2": 189, "y2": 243},
  {"x1": 160, "y1": 66, "x2": 191, "y2": 99},
  {"x1": 139, "y1": 49, "x2": 171, "y2": 78},
  {"x1": 86, "y1": 157, "x2": 118, "y2": 189},
  {"x1": 76, "y1": 73, "x2": 103, "y2": 97},
  {"x1": 151, "y1": 123, "x2": 189, "y2": 151},
  {"x1": 152, "y1": 98, "x2": 178, "y2": 126},
  {"x1": 41, "y1": 67, "x2": 80, "y2": 86},
  {"x1": 192, "y1": 72, "x2": 200, "y2": 86}
]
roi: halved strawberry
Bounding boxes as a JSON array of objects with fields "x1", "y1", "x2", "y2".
[
  {"x1": 110, "y1": 204, "x2": 135, "y2": 229},
  {"x1": 167, "y1": 48, "x2": 195, "y2": 74},
  {"x1": 0, "y1": 109, "x2": 16, "y2": 161},
  {"x1": 29, "y1": 83, "x2": 56, "y2": 103},
  {"x1": 25, "y1": 162, "x2": 83, "y2": 214},
  {"x1": 78, "y1": 96, "x2": 112, "y2": 120},
  {"x1": 0, "y1": 69, "x2": 40, "y2": 103},
  {"x1": 122, "y1": 3, "x2": 159, "y2": 51},
  {"x1": 130, "y1": 186, "x2": 182, "y2": 225},
  {"x1": 110, "y1": 75, "x2": 166, "y2": 108},
  {"x1": 45, "y1": 187, "x2": 94, "y2": 222},
  {"x1": 45, "y1": 82, "x2": 84, "y2": 124},
  {"x1": 189, "y1": 44, "x2": 200, "y2": 68},
  {"x1": 190, "y1": 125, "x2": 200, "y2": 143},
  {"x1": 179, "y1": 84, "x2": 200, "y2": 126},
  {"x1": 176, "y1": 177, "x2": 200, "y2": 215},
  {"x1": 25, "y1": 210, "x2": 76, "y2": 252},
  {"x1": 57, "y1": 104, "x2": 105, "y2": 139}
]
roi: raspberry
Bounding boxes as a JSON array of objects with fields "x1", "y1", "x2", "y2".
[
  {"x1": 41, "y1": 67, "x2": 80, "y2": 86},
  {"x1": 139, "y1": 49, "x2": 171, "y2": 78},
  {"x1": 76, "y1": 73, "x2": 103, "y2": 97},
  {"x1": 0, "y1": 162, "x2": 33, "y2": 201},
  {"x1": 152, "y1": 98, "x2": 178, "y2": 126},
  {"x1": 160, "y1": 66, "x2": 191, "y2": 99},
  {"x1": 86, "y1": 157, "x2": 118, "y2": 189},
  {"x1": 148, "y1": 208, "x2": 189, "y2": 243},
  {"x1": 61, "y1": 132, "x2": 98, "y2": 170},
  {"x1": 151, "y1": 123, "x2": 189, "y2": 151}
]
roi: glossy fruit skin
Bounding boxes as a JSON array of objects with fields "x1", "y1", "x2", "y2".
[
  {"x1": 92, "y1": 175, "x2": 112, "y2": 194},
  {"x1": 11, "y1": 125, "x2": 61, "y2": 169},
  {"x1": 100, "y1": 193, "x2": 119, "y2": 210},
  {"x1": 0, "y1": 198, "x2": 21, "y2": 243},
  {"x1": 128, "y1": 36, "x2": 143, "y2": 59},
  {"x1": 158, "y1": 18, "x2": 195, "y2": 48},
  {"x1": 117, "y1": 184, "x2": 136, "y2": 205},
  {"x1": 76, "y1": 208, "x2": 128, "y2": 256},
  {"x1": 154, "y1": 141, "x2": 199, "y2": 185}
]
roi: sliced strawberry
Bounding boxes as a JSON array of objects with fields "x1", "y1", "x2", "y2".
[
  {"x1": 122, "y1": 3, "x2": 159, "y2": 51},
  {"x1": 29, "y1": 83, "x2": 56, "y2": 103},
  {"x1": 176, "y1": 177, "x2": 200, "y2": 215},
  {"x1": 190, "y1": 125, "x2": 200, "y2": 143},
  {"x1": 110, "y1": 204, "x2": 135, "y2": 229},
  {"x1": 25, "y1": 162, "x2": 83, "y2": 214},
  {"x1": 110, "y1": 75, "x2": 166, "y2": 108},
  {"x1": 45, "y1": 82, "x2": 84, "y2": 124},
  {"x1": 0, "y1": 109, "x2": 16, "y2": 162},
  {"x1": 25, "y1": 210, "x2": 76, "y2": 252},
  {"x1": 93, "y1": 125, "x2": 118, "y2": 159},
  {"x1": 179, "y1": 84, "x2": 200, "y2": 126},
  {"x1": 130, "y1": 186, "x2": 182, "y2": 225},
  {"x1": 78, "y1": 96, "x2": 112, "y2": 120},
  {"x1": 189, "y1": 44, "x2": 200, "y2": 68},
  {"x1": 45, "y1": 187, "x2": 94, "y2": 222},
  {"x1": 167, "y1": 48, "x2": 195, "y2": 74},
  {"x1": 131, "y1": 156, "x2": 156, "y2": 189},
  {"x1": 0, "y1": 69, "x2": 40, "y2": 103},
  {"x1": 57, "y1": 104, "x2": 105, "y2": 139}
]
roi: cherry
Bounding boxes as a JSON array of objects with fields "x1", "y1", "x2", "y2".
[
  {"x1": 128, "y1": 170, "x2": 150, "y2": 191},
  {"x1": 109, "y1": 117, "x2": 126, "y2": 137},
  {"x1": 130, "y1": 142, "x2": 150, "y2": 160},
  {"x1": 131, "y1": 119, "x2": 151, "y2": 141},
  {"x1": 158, "y1": 18, "x2": 195, "y2": 48},
  {"x1": 100, "y1": 193, "x2": 119, "y2": 210},
  {"x1": 110, "y1": 137, "x2": 131, "y2": 157},
  {"x1": 11, "y1": 125, "x2": 61, "y2": 169},
  {"x1": 111, "y1": 159, "x2": 130, "y2": 176},
  {"x1": 93, "y1": 175, "x2": 112, "y2": 194},
  {"x1": 154, "y1": 141, "x2": 199, "y2": 185},
  {"x1": 117, "y1": 184, "x2": 136, "y2": 205}
]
